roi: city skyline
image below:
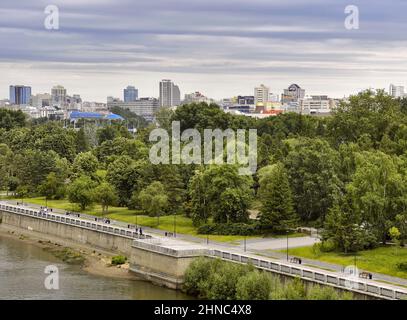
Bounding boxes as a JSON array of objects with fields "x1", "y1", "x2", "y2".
[{"x1": 1, "y1": 0, "x2": 407, "y2": 101}]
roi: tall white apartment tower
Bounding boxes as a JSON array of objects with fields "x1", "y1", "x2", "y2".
[
  {"x1": 389, "y1": 84, "x2": 405, "y2": 98},
  {"x1": 254, "y1": 84, "x2": 269, "y2": 105},
  {"x1": 159, "y1": 80, "x2": 181, "y2": 107}
]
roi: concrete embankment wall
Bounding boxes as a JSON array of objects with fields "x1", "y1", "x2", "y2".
[{"x1": 0, "y1": 210, "x2": 134, "y2": 256}]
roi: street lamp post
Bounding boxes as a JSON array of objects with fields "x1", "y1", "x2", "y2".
[
  {"x1": 286, "y1": 231, "x2": 289, "y2": 261},
  {"x1": 173, "y1": 213, "x2": 177, "y2": 237}
]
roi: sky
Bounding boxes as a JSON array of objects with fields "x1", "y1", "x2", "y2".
[{"x1": 1, "y1": 0, "x2": 407, "y2": 102}]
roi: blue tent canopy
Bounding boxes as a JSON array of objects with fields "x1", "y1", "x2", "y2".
[{"x1": 69, "y1": 111, "x2": 124, "y2": 121}]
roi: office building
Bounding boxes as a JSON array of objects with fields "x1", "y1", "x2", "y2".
[
  {"x1": 124, "y1": 86, "x2": 139, "y2": 102},
  {"x1": 389, "y1": 84, "x2": 405, "y2": 98},
  {"x1": 183, "y1": 91, "x2": 212, "y2": 104},
  {"x1": 9, "y1": 85, "x2": 31, "y2": 105},
  {"x1": 254, "y1": 84, "x2": 269, "y2": 105},
  {"x1": 31, "y1": 93, "x2": 51, "y2": 108},
  {"x1": 107, "y1": 97, "x2": 160, "y2": 121},
  {"x1": 51, "y1": 85, "x2": 67, "y2": 107},
  {"x1": 159, "y1": 80, "x2": 181, "y2": 107},
  {"x1": 282, "y1": 84, "x2": 305, "y2": 103},
  {"x1": 301, "y1": 95, "x2": 335, "y2": 114}
]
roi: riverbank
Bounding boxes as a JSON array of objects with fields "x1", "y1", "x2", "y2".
[{"x1": 0, "y1": 223, "x2": 139, "y2": 281}]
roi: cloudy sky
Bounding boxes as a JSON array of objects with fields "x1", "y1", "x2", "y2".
[{"x1": 1, "y1": 0, "x2": 407, "y2": 102}]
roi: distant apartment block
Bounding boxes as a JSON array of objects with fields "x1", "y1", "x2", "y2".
[
  {"x1": 301, "y1": 95, "x2": 336, "y2": 115},
  {"x1": 51, "y1": 85, "x2": 67, "y2": 108},
  {"x1": 124, "y1": 86, "x2": 139, "y2": 102},
  {"x1": 254, "y1": 84, "x2": 269, "y2": 105},
  {"x1": 159, "y1": 80, "x2": 181, "y2": 107},
  {"x1": 389, "y1": 84, "x2": 405, "y2": 98},
  {"x1": 183, "y1": 91, "x2": 212, "y2": 104},
  {"x1": 31, "y1": 93, "x2": 51, "y2": 108},
  {"x1": 281, "y1": 84, "x2": 305, "y2": 104},
  {"x1": 9, "y1": 85, "x2": 31, "y2": 105},
  {"x1": 107, "y1": 97, "x2": 160, "y2": 121}
]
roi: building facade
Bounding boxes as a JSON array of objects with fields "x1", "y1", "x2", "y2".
[
  {"x1": 107, "y1": 97, "x2": 160, "y2": 121},
  {"x1": 159, "y1": 80, "x2": 181, "y2": 107},
  {"x1": 9, "y1": 85, "x2": 32, "y2": 105},
  {"x1": 51, "y1": 85, "x2": 67, "y2": 108},
  {"x1": 124, "y1": 86, "x2": 139, "y2": 102},
  {"x1": 389, "y1": 84, "x2": 405, "y2": 98},
  {"x1": 254, "y1": 84, "x2": 269, "y2": 105},
  {"x1": 282, "y1": 84, "x2": 305, "y2": 104}
]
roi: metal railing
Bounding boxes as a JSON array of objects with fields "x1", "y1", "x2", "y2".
[
  {"x1": 209, "y1": 249, "x2": 407, "y2": 300},
  {"x1": 0, "y1": 203, "x2": 153, "y2": 241}
]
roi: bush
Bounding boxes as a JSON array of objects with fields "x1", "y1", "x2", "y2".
[
  {"x1": 312, "y1": 240, "x2": 336, "y2": 256},
  {"x1": 397, "y1": 262, "x2": 407, "y2": 271},
  {"x1": 183, "y1": 258, "x2": 354, "y2": 300},
  {"x1": 236, "y1": 271, "x2": 272, "y2": 300},
  {"x1": 111, "y1": 255, "x2": 127, "y2": 265},
  {"x1": 197, "y1": 222, "x2": 259, "y2": 236},
  {"x1": 183, "y1": 257, "x2": 215, "y2": 296}
]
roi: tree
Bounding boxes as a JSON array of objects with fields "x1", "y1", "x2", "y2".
[
  {"x1": 137, "y1": 181, "x2": 169, "y2": 224},
  {"x1": 327, "y1": 90, "x2": 401, "y2": 147},
  {"x1": 76, "y1": 128, "x2": 89, "y2": 153},
  {"x1": 218, "y1": 188, "x2": 251, "y2": 224},
  {"x1": 258, "y1": 163, "x2": 298, "y2": 233},
  {"x1": 389, "y1": 227, "x2": 401, "y2": 246},
  {"x1": 322, "y1": 198, "x2": 373, "y2": 253},
  {"x1": 72, "y1": 151, "x2": 99, "y2": 180},
  {"x1": 0, "y1": 109, "x2": 26, "y2": 130},
  {"x1": 236, "y1": 271, "x2": 272, "y2": 300},
  {"x1": 38, "y1": 172, "x2": 65, "y2": 201},
  {"x1": 67, "y1": 176, "x2": 96, "y2": 210},
  {"x1": 188, "y1": 165, "x2": 253, "y2": 226},
  {"x1": 347, "y1": 151, "x2": 405, "y2": 244},
  {"x1": 107, "y1": 156, "x2": 146, "y2": 206},
  {"x1": 93, "y1": 182, "x2": 118, "y2": 215},
  {"x1": 284, "y1": 138, "x2": 342, "y2": 223},
  {"x1": 394, "y1": 213, "x2": 407, "y2": 246}
]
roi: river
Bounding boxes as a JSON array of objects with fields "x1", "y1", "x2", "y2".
[{"x1": 0, "y1": 235, "x2": 190, "y2": 300}]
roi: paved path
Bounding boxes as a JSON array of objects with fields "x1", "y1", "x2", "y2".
[{"x1": 3, "y1": 199, "x2": 407, "y2": 288}]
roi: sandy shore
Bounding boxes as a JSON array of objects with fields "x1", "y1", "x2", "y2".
[{"x1": 0, "y1": 224, "x2": 140, "y2": 281}]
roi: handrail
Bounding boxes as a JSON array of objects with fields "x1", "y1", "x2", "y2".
[
  {"x1": 208, "y1": 249, "x2": 407, "y2": 300},
  {"x1": 0, "y1": 203, "x2": 152, "y2": 240}
]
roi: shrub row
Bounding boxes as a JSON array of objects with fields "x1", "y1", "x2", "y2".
[
  {"x1": 197, "y1": 222, "x2": 260, "y2": 236},
  {"x1": 183, "y1": 257, "x2": 353, "y2": 300}
]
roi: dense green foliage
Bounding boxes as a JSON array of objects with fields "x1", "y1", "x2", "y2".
[
  {"x1": 111, "y1": 255, "x2": 127, "y2": 265},
  {"x1": 2, "y1": 92, "x2": 407, "y2": 251},
  {"x1": 183, "y1": 258, "x2": 353, "y2": 300}
]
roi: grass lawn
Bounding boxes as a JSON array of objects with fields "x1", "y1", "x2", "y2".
[
  {"x1": 279, "y1": 245, "x2": 407, "y2": 279},
  {"x1": 13, "y1": 197, "x2": 259, "y2": 243}
]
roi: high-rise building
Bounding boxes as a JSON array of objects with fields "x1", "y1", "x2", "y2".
[
  {"x1": 51, "y1": 85, "x2": 67, "y2": 107},
  {"x1": 301, "y1": 95, "x2": 335, "y2": 114},
  {"x1": 124, "y1": 86, "x2": 139, "y2": 102},
  {"x1": 183, "y1": 92, "x2": 212, "y2": 104},
  {"x1": 9, "y1": 85, "x2": 31, "y2": 105},
  {"x1": 254, "y1": 84, "x2": 269, "y2": 105},
  {"x1": 159, "y1": 80, "x2": 181, "y2": 107},
  {"x1": 172, "y1": 84, "x2": 181, "y2": 106},
  {"x1": 31, "y1": 93, "x2": 51, "y2": 108},
  {"x1": 107, "y1": 97, "x2": 159, "y2": 122},
  {"x1": 282, "y1": 84, "x2": 305, "y2": 103},
  {"x1": 389, "y1": 84, "x2": 405, "y2": 98}
]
